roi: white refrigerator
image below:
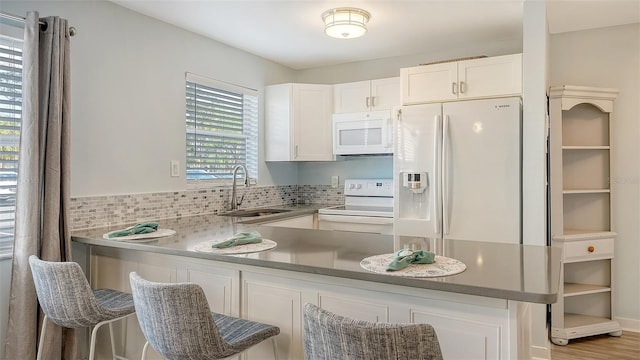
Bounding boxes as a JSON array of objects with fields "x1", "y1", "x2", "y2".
[{"x1": 393, "y1": 97, "x2": 522, "y2": 244}]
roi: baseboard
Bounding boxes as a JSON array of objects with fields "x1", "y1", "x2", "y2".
[
  {"x1": 615, "y1": 316, "x2": 640, "y2": 333},
  {"x1": 531, "y1": 345, "x2": 550, "y2": 360}
]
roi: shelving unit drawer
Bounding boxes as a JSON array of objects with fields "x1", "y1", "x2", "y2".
[{"x1": 563, "y1": 238, "x2": 614, "y2": 261}]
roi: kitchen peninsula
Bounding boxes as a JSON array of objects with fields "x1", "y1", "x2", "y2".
[{"x1": 72, "y1": 213, "x2": 561, "y2": 360}]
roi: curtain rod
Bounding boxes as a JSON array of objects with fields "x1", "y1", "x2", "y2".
[{"x1": 0, "y1": 11, "x2": 77, "y2": 36}]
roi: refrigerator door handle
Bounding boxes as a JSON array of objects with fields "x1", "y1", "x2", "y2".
[
  {"x1": 434, "y1": 114, "x2": 442, "y2": 236},
  {"x1": 442, "y1": 114, "x2": 450, "y2": 235}
]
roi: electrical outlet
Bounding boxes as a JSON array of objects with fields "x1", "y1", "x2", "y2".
[
  {"x1": 331, "y1": 175, "x2": 339, "y2": 188},
  {"x1": 170, "y1": 160, "x2": 180, "y2": 177}
]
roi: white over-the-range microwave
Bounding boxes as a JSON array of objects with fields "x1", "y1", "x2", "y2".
[{"x1": 332, "y1": 110, "x2": 393, "y2": 155}]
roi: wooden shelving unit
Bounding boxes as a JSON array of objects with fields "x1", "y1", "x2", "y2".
[{"x1": 548, "y1": 85, "x2": 622, "y2": 346}]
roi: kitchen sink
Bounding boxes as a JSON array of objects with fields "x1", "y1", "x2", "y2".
[{"x1": 218, "y1": 208, "x2": 292, "y2": 217}]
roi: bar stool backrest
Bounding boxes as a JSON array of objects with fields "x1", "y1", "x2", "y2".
[{"x1": 303, "y1": 303, "x2": 444, "y2": 360}]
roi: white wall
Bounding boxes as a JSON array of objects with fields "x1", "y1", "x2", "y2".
[
  {"x1": 550, "y1": 23, "x2": 640, "y2": 331},
  {"x1": 295, "y1": 37, "x2": 522, "y2": 84},
  {"x1": 2, "y1": 1, "x2": 300, "y2": 197},
  {"x1": 522, "y1": 2, "x2": 550, "y2": 356}
]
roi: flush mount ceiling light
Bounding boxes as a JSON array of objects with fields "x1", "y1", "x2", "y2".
[{"x1": 321, "y1": 7, "x2": 371, "y2": 39}]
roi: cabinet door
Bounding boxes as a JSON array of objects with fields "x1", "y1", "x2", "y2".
[
  {"x1": 243, "y1": 277, "x2": 304, "y2": 360},
  {"x1": 401, "y1": 62, "x2": 458, "y2": 105},
  {"x1": 458, "y1": 53, "x2": 522, "y2": 99},
  {"x1": 370, "y1": 77, "x2": 400, "y2": 111},
  {"x1": 292, "y1": 84, "x2": 333, "y2": 161},
  {"x1": 318, "y1": 292, "x2": 391, "y2": 322},
  {"x1": 91, "y1": 255, "x2": 137, "y2": 292},
  {"x1": 185, "y1": 267, "x2": 239, "y2": 316},
  {"x1": 265, "y1": 84, "x2": 292, "y2": 161},
  {"x1": 411, "y1": 309, "x2": 501, "y2": 360},
  {"x1": 333, "y1": 80, "x2": 371, "y2": 113}
]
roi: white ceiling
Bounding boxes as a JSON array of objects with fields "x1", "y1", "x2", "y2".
[{"x1": 112, "y1": 0, "x2": 640, "y2": 70}]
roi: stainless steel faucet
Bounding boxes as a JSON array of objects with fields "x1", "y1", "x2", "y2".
[{"x1": 230, "y1": 164, "x2": 249, "y2": 211}]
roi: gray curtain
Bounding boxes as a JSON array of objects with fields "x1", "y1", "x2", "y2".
[{"x1": 2, "y1": 11, "x2": 75, "y2": 360}]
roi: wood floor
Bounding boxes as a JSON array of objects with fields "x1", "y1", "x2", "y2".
[{"x1": 550, "y1": 331, "x2": 640, "y2": 360}]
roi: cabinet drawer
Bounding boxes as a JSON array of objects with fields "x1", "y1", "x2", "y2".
[{"x1": 563, "y1": 238, "x2": 614, "y2": 261}]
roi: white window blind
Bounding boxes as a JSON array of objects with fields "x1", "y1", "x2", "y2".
[
  {"x1": 185, "y1": 73, "x2": 258, "y2": 182},
  {"x1": 0, "y1": 34, "x2": 22, "y2": 257}
]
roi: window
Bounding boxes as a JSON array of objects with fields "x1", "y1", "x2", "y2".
[
  {"x1": 185, "y1": 73, "x2": 258, "y2": 183},
  {"x1": 0, "y1": 34, "x2": 22, "y2": 257}
]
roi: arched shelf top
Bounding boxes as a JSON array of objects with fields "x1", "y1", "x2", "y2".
[
  {"x1": 549, "y1": 85, "x2": 618, "y2": 112},
  {"x1": 562, "y1": 99, "x2": 612, "y2": 112}
]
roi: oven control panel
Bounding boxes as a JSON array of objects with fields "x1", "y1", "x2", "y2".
[{"x1": 344, "y1": 179, "x2": 393, "y2": 197}]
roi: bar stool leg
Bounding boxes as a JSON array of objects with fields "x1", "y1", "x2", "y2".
[
  {"x1": 109, "y1": 322, "x2": 118, "y2": 360},
  {"x1": 141, "y1": 341, "x2": 150, "y2": 360},
  {"x1": 89, "y1": 323, "x2": 100, "y2": 360},
  {"x1": 110, "y1": 321, "x2": 130, "y2": 360}
]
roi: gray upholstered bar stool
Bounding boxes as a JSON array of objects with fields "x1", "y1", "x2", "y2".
[
  {"x1": 28, "y1": 255, "x2": 136, "y2": 360},
  {"x1": 129, "y1": 272, "x2": 280, "y2": 360},
  {"x1": 303, "y1": 303, "x2": 444, "y2": 360}
]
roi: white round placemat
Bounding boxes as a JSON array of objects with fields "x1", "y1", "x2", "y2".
[
  {"x1": 103, "y1": 229, "x2": 176, "y2": 242},
  {"x1": 193, "y1": 239, "x2": 277, "y2": 255},
  {"x1": 360, "y1": 253, "x2": 466, "y2": 278}
]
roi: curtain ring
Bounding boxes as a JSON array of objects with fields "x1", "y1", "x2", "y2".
[{"x1": 39, "y1": 19, "x2": 48, "y2": 32}]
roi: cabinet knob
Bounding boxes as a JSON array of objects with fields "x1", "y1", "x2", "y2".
[{"x1": 588, "y1": 245, "x2": 595, "y2": 253}]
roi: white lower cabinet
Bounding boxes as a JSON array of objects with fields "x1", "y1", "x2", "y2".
[
  {"x1": 262, "y1": 214, "x2": 317, "y2": 230},
  {"x1": 88, "y1": 248, "x2": 524, "y2": 360},
  {"x1": 242, "y1": 271, "x2": 515, "y2": 360}
]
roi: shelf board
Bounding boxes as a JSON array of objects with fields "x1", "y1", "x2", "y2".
[
  {"x1": 553, "y1": 230, "x2": 616, "y2": 241},
  {"x1": 563, "y1": 189, "x2": 610, "y2": 194},
  {"x1": 564, "y1": 313, "x2": 618, "y2": 329},
  {"x1": 553, "y1": 314, "x2": 622, "y2": 340},
  {"x1": 564, "y1": 283, "x2": 611, "y2": 297},
  {"x1": 562, "y1": 145, "x2": 610, "y2": 150}
]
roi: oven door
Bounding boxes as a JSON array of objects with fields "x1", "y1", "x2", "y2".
[{"x1": 317, "y1": 214, "x2": 393, "y2": 235}]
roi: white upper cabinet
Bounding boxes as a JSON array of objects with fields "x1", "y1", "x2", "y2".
[
  {"x1": 401, "y1": 62, "x2": 459, "y2": 103},
  {"x1": 265, "y1": 83, "x2": 334, "y2": 162},
  {"x1": 334, "y1": 77, "x2": 400, "y2": 113},
  {"x1": 401, "y1": 53, "x2": 522, "y2": 105}
]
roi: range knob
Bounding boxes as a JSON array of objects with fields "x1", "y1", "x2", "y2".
[
  {"x1": 348, "y1": 183, "x2": 355, "y2": 189},
  {"x1": 356, "y1": 184, "x2": 362, "y2": 189}
]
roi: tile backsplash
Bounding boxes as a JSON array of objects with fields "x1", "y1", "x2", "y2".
[{"x1": 69, "y1": 185, "x2": 343, "y2": 230}]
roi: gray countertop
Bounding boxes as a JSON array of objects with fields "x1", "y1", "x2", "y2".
[{"x1": 72, "y1": 210, "x2": 561, "y2": 304}]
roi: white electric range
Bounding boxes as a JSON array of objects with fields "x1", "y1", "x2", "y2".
[{"x1": 318, "y1": 179, "x2": 393, "y2": 234}]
